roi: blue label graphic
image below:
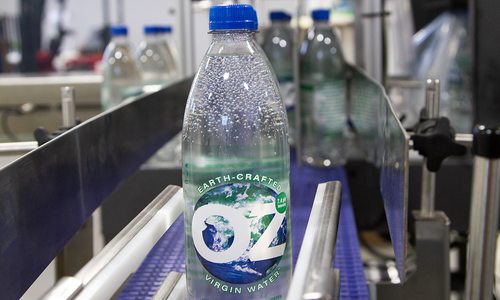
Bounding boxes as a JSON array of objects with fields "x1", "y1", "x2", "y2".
[{"x1": 192, "y1": 183, "x2": 287, "y2": 284}]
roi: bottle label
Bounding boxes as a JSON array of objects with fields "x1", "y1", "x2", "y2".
[
  {"x1": 301, "y1": 81, "x2": 346, "y2": 132},
  {"x1": 192, "y1": 173, "x2": 288, "y2": 292},
  {"x1": 312, "y1": 82, "x2": 346, "y2": 131}
]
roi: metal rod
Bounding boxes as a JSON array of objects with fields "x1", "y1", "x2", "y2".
[
  {"x1": 0, "y1": 141, "x2": 37, "y2": 154},
  {"x1": 288, "y1": 181, "x2": 341, "y2": 300},
  {"x1": 420, "y1": 79, "x2": 440, "y2": 217},
  {"x1": 293, "y1": 6, "x2": 302, "y2": 167},
  {"x1": 360, "y1": 0, "x2": 384, "y2": 83},
  {"x1": 117, "y1": 0, "x2": 125, "y2": 25},
  {"x1": 303, "y1": 181, "x2": 342, "y2": 300},
  {"x1": 102, "y1": 0, "x2": 110, "y2": 27},
  {"x1": 455, "y1": 133, "x2": 473, "y2": 148},
  {"x1": 465, "y1": 157, "x2": 500, "y2": 300},
  {"x1": 153, "y1": 272, "x2": 182, "y2": 300},
  {"x1": 425, "y1": 79, "x2": 440, "y2": 118},
  {"x1": 61, "y1": 86, "x2": 76, "y2": 127},
  {"x1": 42, "y1": 186, "x2": 181, "y2": 299},
  {"x1": 420, "y1": 171, "x2": 436, "y2": 216}
]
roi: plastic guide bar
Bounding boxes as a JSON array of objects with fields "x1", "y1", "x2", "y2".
[{"x1": 348, "y1": 65, "x2": 410, "y2": 281}]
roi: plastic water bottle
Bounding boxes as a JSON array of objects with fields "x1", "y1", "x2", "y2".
[
  {"x1": 299, "y1": 9, "x2": 346, "y2": 167},
  {"x1": 157, "y1": 25, "x2": 180, "y2": 81},
  {"x1": 262, "y1": 11, "x2": 296, "y2": 145},
  {"x1": 100, "y1": 26, "x2": 142, "y2": 110},
  {"x1": 182, "y1": 4, "x2": 291, "y2": 299},
  {"x1": 136, "y1": 25, "x2": 171, "y2": 92}
]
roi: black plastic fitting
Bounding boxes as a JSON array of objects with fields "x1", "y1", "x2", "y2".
[{"x1": 473, "y1": 125, "x2": 500, "y2": 159}]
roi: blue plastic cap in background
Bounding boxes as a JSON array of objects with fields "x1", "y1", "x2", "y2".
[
  {"x1": 144, "y1": 26, "x2": 159, "y2": 35},
  {"x1": 158, "y1": 25, "x2": 172, "y2": 34},
  {"x1": 312, "y1": 9, "x2": 330, "y2": 21},
  {"x1": 209, "y1": 4, "x2": 258, "y2": 31},
  {"x1": 111, "y1": 25, "x2": 128, "y2": 36},
  {"x1": 270, "y1": 11, "x2": 292, "y2": 22}
]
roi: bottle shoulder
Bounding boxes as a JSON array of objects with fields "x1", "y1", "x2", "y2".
[
  {"x1": 101, "y1": 44, "x2": 141, "y2": 79},
  {"x1": 300, "y1": 27, "x2": 344, "y2": 58},
  {"x1": 261, "y1": 29, "x2": 294, "y2": 56},
  {"x1": 262, "y1": 26, "x2": 294, "y2": 43}
]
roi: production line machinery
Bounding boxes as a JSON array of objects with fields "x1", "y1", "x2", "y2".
[{"x1": 0, "y1": 67, "x2": 499, "y2": 299}]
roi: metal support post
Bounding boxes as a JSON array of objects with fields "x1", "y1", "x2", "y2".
[
  {"x1": 465, "y1": 126, "x2": 500, "y2": 300},
  {"x1": 358, "y1": 0, "x2": 384, "y2": 84},
  {"x1": 61, "y1": 86, "x2": 76, "y2": 127},
  {"x1": 420, "y1": 79, "x2": 440, "y2": 217}
]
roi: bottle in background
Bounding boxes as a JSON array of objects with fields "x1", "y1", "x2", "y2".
[
  {"x1": 182, "y1": 4, "x2": 291, "y2": 299},
  {"x1": 100, "y1": 26, "x2": 142, "y2": 110},
  {"x1": 136, "y1": 26, "x2": 171, "y2": 93},
  {"x1": 299, "y1": 9, "x2": 346, "y2": 167},
  {"x1": 262, "y1": 11, "x2": 296, "y2": 145},
  {"x1": 157, "y1": 25, "x2": 180, "y2": 81}
]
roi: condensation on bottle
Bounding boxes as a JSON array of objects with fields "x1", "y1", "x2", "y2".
[{"x1": 182, "y1": 4, "x2": 291, "y2": 299}]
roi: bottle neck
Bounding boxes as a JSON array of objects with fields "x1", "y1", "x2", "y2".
[
  {"x1": 211, "y1": 31, "x2": 256, "y2": 43},
  {"x1": 144, "y1": 34, "x2": 159, "y2": 43},
  {"x1": 112, "y1": 35, "x2": 129, "y2": 45},
  {"x1": 313, "y1": 20, "x2": 330, "y2": 26},
  {"x1": 208, "y1": 31, "x2": 258, "y2": 56},
  {"x1": 313, "y1": 20, "x2": 331, "y2": 28},
  {"x1": 271, "y1": 20, "x2": 291, "y2": 27}
]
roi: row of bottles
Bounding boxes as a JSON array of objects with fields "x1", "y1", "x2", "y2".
[
  {"x1": 261, "y1": 9, "x2": 346, "y2": 167},
  {"x1": 100, "y1": 25, "x2": 179, "y2": 110}
]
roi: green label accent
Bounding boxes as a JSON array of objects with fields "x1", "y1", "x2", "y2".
[{"x1": 275, "y1": 192, "x2": 287, "y2": 214}]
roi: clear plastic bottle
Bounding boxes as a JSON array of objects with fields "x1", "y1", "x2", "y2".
[
  {"x1": 157, "y1": 25, "x2": 180, "y2": 81},
  {"x1": 182, "y1": 4, "x2": 291, "y2": 299},
  {"x1": 262, "y1": 11, "x2": 296, "y2": 145},
  {"x1": 100, "y1": 26, "x2": 142, "y2": 110},
  {"x1": 299, "y1": 9, "x2": 346, "y2": 167},
  {"x1": 136, "y1": 26, "x2": 171, "y2": 93}
]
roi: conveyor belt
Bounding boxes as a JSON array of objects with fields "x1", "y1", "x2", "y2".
[
  {"x1": 290, "y1": 163, "x2": 369, "y2": 300},
  {"x1": 119, "y1": 163, "x2": 368, "y2": 299}
]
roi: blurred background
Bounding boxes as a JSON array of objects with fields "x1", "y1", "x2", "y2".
[{"x1": 0, "y1": 0, "x2": 479, "y2": 144}]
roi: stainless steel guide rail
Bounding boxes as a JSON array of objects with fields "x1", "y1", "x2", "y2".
[
  {"x1": 0, "y1": 78, "x2": 192, "y2": 299},
  {"x1": 420, "y1": 79, "x2": 440, "y2": 217},
  {"x1": 288, "y1": 181, "x2": 342, "y2": 300},
  {"x1": 42, "y1": 185, "x2": 183, "y2": 300},
  {"x1": 465, "y1": 126, "x2": 500, "y2": 300}
]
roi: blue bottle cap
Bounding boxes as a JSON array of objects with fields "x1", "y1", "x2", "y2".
[
  {"x1": 311, "y1": 9, "x2": 330, "y2": 21},
  {"x1": 111, "y1": 25, "x2": 128, "y2": 36},
  {"x1": 158, "y1": 25, "x2": 172, "y2": 33},
  {"x1": 270, "y1": 11, "x2": 292, "y2": 22},
  {"x1": 209, "y1": 4, "x2": 258, "y2": 31},
  {"x1": 144, "y1": 25, "x2": 159, "y2": 35}
]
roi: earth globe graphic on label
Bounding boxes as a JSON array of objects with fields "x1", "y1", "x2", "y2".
[{"x1": 194, "y1": 182, "x2": 287, "y2": 284}]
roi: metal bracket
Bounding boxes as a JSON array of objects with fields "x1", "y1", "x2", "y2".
[{"x1": 377, "y1": 211, "x2": 451, "y2": 300}]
